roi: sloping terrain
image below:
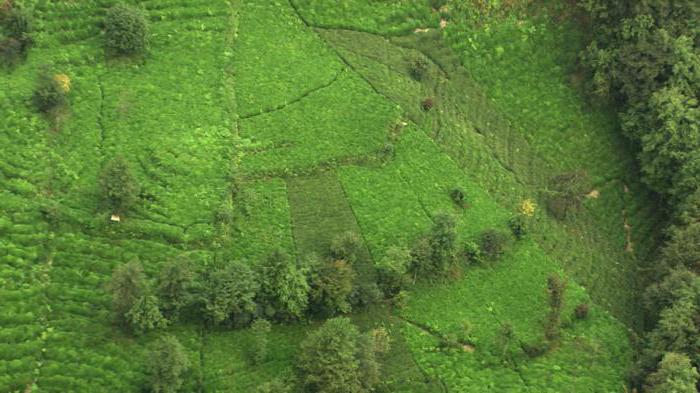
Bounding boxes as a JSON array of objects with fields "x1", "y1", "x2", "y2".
[{"x1": 0, "y1": 1, "x2": 663, "y2": 392}]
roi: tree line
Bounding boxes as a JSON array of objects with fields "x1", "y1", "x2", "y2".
[{"x1": 580, "y1": 0, "x2": 700, "y2": 391}]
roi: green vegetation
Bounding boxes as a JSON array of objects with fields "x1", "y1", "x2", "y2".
[
  {"x1": 1, "y1": 0, "x2": 677, "y2": 391},
  {"x1": 104, "y1": 4, "x2": 148, "y2": 55}
]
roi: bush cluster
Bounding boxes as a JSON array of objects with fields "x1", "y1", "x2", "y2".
[
  {"x1": 104, "y1": 4, "x2": 149, "y2": 55},
  {"x1": 0, "y1": 6, "x2": 32, "y2": 66}
]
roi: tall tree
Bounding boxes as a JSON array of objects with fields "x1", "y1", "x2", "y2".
[
  {"x1": 147, "y1": 335, "x2": 191, "y2": 393},
  {"x1": 645, "y1": 352, "x2": 699, "y2": 393},
  {"x1": 107, "y1": 260, "x2": 146, "y2": 326}
]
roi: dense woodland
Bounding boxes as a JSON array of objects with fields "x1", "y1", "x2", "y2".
[
  {"x1": 581, "y1": 0, "x2": 700, "y2": 390},
  {"x1": 0, "y1": 0, "x2": 698, "y2": 392}
]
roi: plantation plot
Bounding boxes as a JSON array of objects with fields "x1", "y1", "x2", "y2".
[
  {"x1": 233, "y1": 0, "x2": 344, "y2": 117},
  {"x1": 402, "y1": 242, "x2": 631, "y2": 392},
  {"x1": 238, "y1": 71, "x2": 399, "y2": 176},
  {"x1": 225, "y1": 178, "x2": 295, "y2": 262},
  {"x1": 286, "y1": 170, "x2": 364, "y2": 259}
]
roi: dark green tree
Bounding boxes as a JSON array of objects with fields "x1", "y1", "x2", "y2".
[
  {"x1": 376, "y1": 246, "x2": 411, "y2": 296},
  {"x1": 309, "y1": 259, "x2": 355, "y2": 315},
  {"x1": 104, "y1": 4, "x2": 148, "y2": 55},
  {"x1": 257, "y1": 249, "x2": 309, "y2": 320},
  {"x1": 147, "y1": 335, "x2": 191, "y2": 393},
  {"x1": 200, "y1": 261, "x2": 259, "y2": 325},
  {"x1": 107, "y1": 260, "x2": 146, "y2": 326},
  {"x1": 156, "y1": 256, "x2": 196, "y2": 317},
  {"x1": 126, "y1": 294, "x2": 168, "y2": 334},
  {"x1": 298, "y1": 317, "x2": 384, "y2": 393},
  {"x1": 330, "y1": 232, "x2": 364, "y2": 264},
  {"x1": 644, "y1": 352, "x2": 699, "y2": 393},
  {"x1": 99, "y1": 155, "x2": 140, "y2": 215}
]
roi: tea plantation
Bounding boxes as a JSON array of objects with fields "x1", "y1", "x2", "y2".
[{"x1": 1, "y1": 0, "x2": 670, "y2": 392}]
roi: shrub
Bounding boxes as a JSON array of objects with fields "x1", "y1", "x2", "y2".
[
  {"x1": 545, "y1": 274, "x2": 567, "y2": 340},
  {"x1": 32, "y1": 70, "x2": 67, "y2": 113},
  {"x1": 463, "y1": 241, "x2": 484, "y2": 265},
  {"x1": 574, "y1": 303, "x2": 589, "y2": 320},
  {"x1": 99, "y1": 155, "x2": 140, "y2": 215},
  {"x1": 393, "y1": 290, "x2": 409, "y2": 309},
  {"x1": 495, "y1": 323, "x2": 516, "y2": 360},
  {"x1": 508, "y1": 215, "x2": 527, "y2": 240},
  {"x1": 421, "y1": 97, "x2": 434, "y2": 111},
  {"x1": 521, "y1": 340, "x2": 549, "y2": 358},
  {"x1": 251, "y1": 318, "x2": 272, "y2": 365},
  {"x1": 450, "y1": 188, "x2": 466, "y2": 208},
  {"x1": 3, "y1": 7, "x2": 31, "y2": 39},
  {"x1": 104, "y1": 4, "x2": 148, "y2": 55},
  {"x1": 0, "y1": 37, "x2": 21, "y2": 66},
  {"x1": 147, "y1": 335, "x2": 191, "y2": 393},
  {"x1": 409, "y1": 57, "x2": 428, "y2": 81},
  {"x1": 479, "y1": 229, "x2": 510, "y2": 260}
]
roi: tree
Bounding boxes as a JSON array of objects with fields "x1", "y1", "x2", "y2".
[
  {"x1": 410, "y1": 214, "x2": 457, "y2": 278},
  {"x1": 330, "y1": 232, "x2": 364, "y2": 264},
  {"x1": 156, "y1": 256, "x2": 195, "y2": 317},
  {"x1": 376, "y1": 246, "x2": 411, "y2": 296},
  {"x1": 126, "y1": 294, "x2": 167, "y2": 334},
  {"x1": 646, "y1": 296, "x2": 699, "y2": 365},
  {"x1": 428, "y1": 214, "x2": 457, "y2": 272},
  {"x1": 251, "y1": 318, "x2": 272, "y2": 365},
  {"x1": 257, "y1": 249, "x2": 309, "y2": 320},
  {"x1": 104, "y1": 4, "x2": 148, "y2": 55},
  {"x1": 545, "y1": 274, "x2": 567, "y2": 340},
  {"x1": 309, "y1": 259, "x2": 355, "y2": 316},
  {"x1": 298, "y1": 317, "x2": 384, "y2": 393},
  {"x1": 99, "y1": 155, "x2": 139, "y2": 215},
  {"x1": 200, "y1": 261, "x2": 259, "y2": 325},
  {"x1": 147, "y1": 335, "x2": 191, "y2": 393},
  {"x1": 644, "y1": 266, "x2": 700, "y2": 318},
  {"x1": 32, "y1": 69, "x2": 67, "y2": 113},
  {"x1": 645, "y1": 352, "x2": 699, "y2": 393},
  {"x1": 662, "y1": 223, "x2": 700, "y2": 273},
  {"x1": 107, "y1": 260, "x2": 146, "y2": 326}
]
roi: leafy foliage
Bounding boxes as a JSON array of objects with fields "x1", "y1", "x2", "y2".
[
  {"x1": 479, "y1": 229, "x2": 510, "y2": 260},
  {"x1": 156, "y1": 256, "x2": 196, "y2": 317},
  {"x1": 107, "y1": 260, "x2": 146, "y2": 326},
  {"x1": 99, "y1": 155, "x2": 140, "y2": 215},
  {"x1": 545, "y1": 273, "x2": 567, "y2": 340},
  {"x1": 200, "y1": 261, "x2": 259, "y2": 326},
  {"x1": 297, "y1": 317, "x2": 384, "y2": 393},
  {"x1": 257, "y1": 249, "x2": 309, "y2": 320},
  {"x1": 644, "y1": 352, "x2": 699, "y2": 393},
  {"x1": 126, "y1": 294, "x2": 168, "y2": 334},
  {"x1": 309, "y1": 259, "x2": 355, "y2": 315},
  {"x1": 147, "y1": 335, "x2": 191, "y2": 393},
  {"x1": 104, "y1": 4, "x2": 148, "y2": 55},
  {"x1": 32, "y1": 69, "x2": 67, "y2": 113}
]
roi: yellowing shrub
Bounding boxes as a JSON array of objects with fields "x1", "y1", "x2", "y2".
[
  {"x1": 53, "y1": 73, "x2": 71, "y2": 93},
  {"x1": 519, "y1": 199, "x2": 537, "y2": 217}
]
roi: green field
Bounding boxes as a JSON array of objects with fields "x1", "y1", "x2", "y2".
[{"x1": 1, "y1": 0, "x2": 662, "y2": 392}]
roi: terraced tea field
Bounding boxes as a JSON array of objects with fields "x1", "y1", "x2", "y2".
[{"x1": 1, "y1": 0, "x2": 663, "y2": 392}]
